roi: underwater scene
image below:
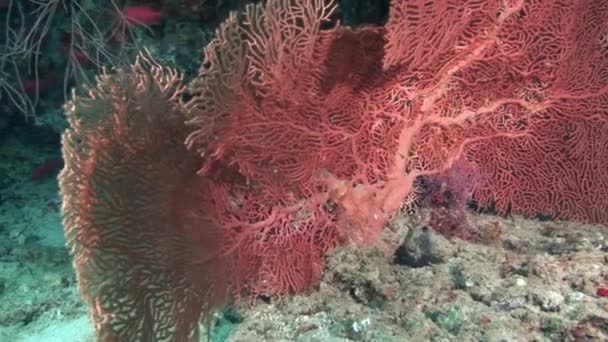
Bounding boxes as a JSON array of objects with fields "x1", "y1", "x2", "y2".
[{"x1": 1, "y1": 0, "x2": 608, "y2": 341}]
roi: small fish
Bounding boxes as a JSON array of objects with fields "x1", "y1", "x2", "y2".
[
  {"x1": 122, "y1": 5, "x2": 165, "y2": 27},
  {"x1": 31, "y1": 158, "x2": 63, "y2": 181},
  {"x1": 60, "y1": 35, "x2": 93, "y2": 66},
  {"x1": 23, "y1": 77, "x2": 56, "y2": 96}
]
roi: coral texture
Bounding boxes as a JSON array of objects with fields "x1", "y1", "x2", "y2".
[
  {"x1": 383, "y1": 0, "x2": 608, "y2": 224},
  {"x1": 59, "y1": 0, "x2": 608, "y2": 340},
  {"x1": 186, "y1": 0, "x2": 608, "y2": 303},
  {"x1": 59, "y1": 53, "x2": 230, "y2": 341}
]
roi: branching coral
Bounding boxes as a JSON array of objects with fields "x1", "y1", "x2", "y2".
[
  {"x1": 60, "y1": 52, "x2": 231, "y2": 341},
  {"x1": 59, "y1": 0, "x2": 608, "y2": 340}
]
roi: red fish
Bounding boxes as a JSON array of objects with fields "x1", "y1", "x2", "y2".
[
  {"x1": 60, "y1": 35, "x2": 93, "y2": 66},
  {"x1": 23, "y1": 77, "x2": 56, "y2": 96},
  {"x1": 31, "y1": 158, "x2": 63, "y2": 181},
  {"x1": 122, "y1": 5, "x2": 164, "y2": 27}
]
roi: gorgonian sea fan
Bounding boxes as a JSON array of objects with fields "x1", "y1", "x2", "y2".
[
  {"x1": 184, "y1": 0, "x2": 608, "y2": 314},
  {"x1": 60, "y1": 0, "x2": 608, "y2": 340},
  {"x1": 59, "y1": 52, "x2": 230, "y2": 341}
]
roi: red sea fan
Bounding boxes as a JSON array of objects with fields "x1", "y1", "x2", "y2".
[
  {"x1": 184, "y1": 0, "x2": 537, "y2": 258},
  {"x1": 186, "y1": 1, "x2": 608, "y2": 293},
  {"x1": 183, "y1": 0, "x2": 403, "y2": 254},
  {"x1": 60, "y1": 0, "x2": 608, "y2": 340},
  {"x1": 59, "y1": 53, "x2": 230, "y2": 341}
]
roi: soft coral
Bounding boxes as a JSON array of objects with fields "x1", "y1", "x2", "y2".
[
  {"x1": 185, "y1": 0, "x2": 607, "y2": 294},
  {"x1": 60, "y1": 0, "x2": 608, "y2": 340}
]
